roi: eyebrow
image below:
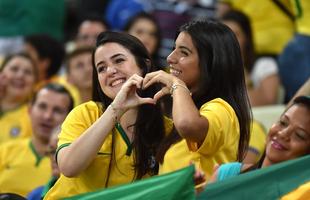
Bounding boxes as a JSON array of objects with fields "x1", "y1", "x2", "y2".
[
  {"x1": 179, "y1": 45, "x2": 193, "y2": 53},
  {"x1": 283, "y1": 114, "x2": 310, "y2": 135},
  {"x1": 95, "y1": 53, "x2": 125, "y2": 67}
]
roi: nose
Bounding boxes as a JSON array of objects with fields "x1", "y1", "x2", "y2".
[
  {"x1": 15, "y1": 69, "x2": 25, "y2": 78},
  {"x1": 277, "y1": 127, "x2": 291, "y2": 141},
  {"x1": 106, "y1": 66, "x2": 117, "y2": 75},
  {"x1": 167, "y1": 50, "x2": 177, "y2": 65},
  {"x1": 43, "y1": 109, "x2": 54, "y2": 120}
]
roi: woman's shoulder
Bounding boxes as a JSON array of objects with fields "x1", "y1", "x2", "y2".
[
  {"x1": 217, "y1": 162, "x2": 243, "y2": 181},
  {"x1": 200, "y1": 98, "x2": 236, "y2": 117},
  {"x1": 74, "y1": 101, "x2": 103, "y2": 111},
  {"x1": 66, "y1": 101, "x2": 104, "y2": 119},
  {"x1": 201, "y1": 98, "x2": 230, "y2": 108}
]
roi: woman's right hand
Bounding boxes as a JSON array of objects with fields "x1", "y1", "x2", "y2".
[{"x1": 112, "y1": 74, "x2": 156, "y2": 114}]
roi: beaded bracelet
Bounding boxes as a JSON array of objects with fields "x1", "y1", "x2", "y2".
[{"x1": 170, "y1": 83, "x2": 192, "y2": 97}]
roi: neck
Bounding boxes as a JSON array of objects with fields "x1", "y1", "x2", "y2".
[
  {"x1": 119, "y1": 108, "x2": 138, "y2": 142},
  {"x1": 31, "y1": 136, "x2": 49, "y2": 157},
  {"x1": 261, "y1": 157, "x2": 273, "y2": 168},
  {"x1": 0, "y1": 96, "x2": 25, "y2": 112},
  {"x1": 79, "y1": 87, "x2": 92, "y2": 103}
]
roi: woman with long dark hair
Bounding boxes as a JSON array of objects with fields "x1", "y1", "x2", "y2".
[
  {"x1": 143, "y1": 20, "x2": 252, "y2": 181},
  {"x1": 44, "y1": 31, "x2": 171, "y2": 199}
]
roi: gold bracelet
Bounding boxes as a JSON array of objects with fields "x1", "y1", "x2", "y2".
[{"x1": 170, "y1": 83, "x2": 192, "y2": 97}]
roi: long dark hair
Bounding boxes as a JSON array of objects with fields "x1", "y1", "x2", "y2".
[
  {"x1": 157, "y1": 20, "x2": 252, "y2": 162},
  {"x1": 92, "y1": 31, "x2": 166, "y2": 180}
]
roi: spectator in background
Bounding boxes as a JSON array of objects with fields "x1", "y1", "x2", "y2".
[
  {"x1": 0, "y1": 53, "x2": 37, "y2": 144},
  {"x1": 124, "y1": 12, "x2": 163, "y2": 68},
  {"x1": 220, "y1": 10, "x2": 281, "y2": 106},
  {"x1": 0, "y1": 83, "x2": 73, "y2": 197},
  {"x1": 216, "y1": 0, "x2": 294, "y2": 57},
  {"x1": 278, "y1": 0, "x2": 310, "y2": 103},
  {"x1": 27, "y1": 126, "x2": 61, "y2": 200},
  {"x1": 210, "y1": 95, "x2": 310, "y2": 182},
  {"x1": 23, "y1": 35, "x2": 65, "y2": 84},
  {"x1": 287, "y1": 78, "x2": 310, "y2": 107},
  {"x1": 75, "y1": 15, "x2": 108, "y2": 48},
  {"x1": 59, "y1": 46, "x2": 94, "y2": 106}
]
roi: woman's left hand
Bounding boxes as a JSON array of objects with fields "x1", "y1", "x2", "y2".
[
  {"x1": 112, "y1": 74, "x2": 156, "y2": 113},
  {"x1": 143, "y1": 70, "x2": 181, "y2": 101}
]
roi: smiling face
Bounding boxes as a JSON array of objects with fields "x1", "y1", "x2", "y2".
[
  {"x1": 167, "y1": 32, "x2": 200, "y2": 91},
  {"x1": 94, "y1": 42, "x2": 142, "y2": 99},
  {"x1": 265, "y1": 104, "x2": 310, "y2": 165},
  {"x1": 2, "y1": 56, "x2": 36, "y2": 102}
]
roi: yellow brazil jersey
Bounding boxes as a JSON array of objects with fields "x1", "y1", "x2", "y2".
[
  {"x1": 0, "y1": 104, "x2": 32, "y2": 145},
  {"x1": 220, "y1": 0, "x2": 294, "y2": 55},
  {"x1": 159, "y1": 98, "x2": 240, "y2": 181},
  {"x1": 44, "y1": 101, "x2": 172, "y2": 200},
  {"x1": 292, "y1": 0, "x2": 310, "y2": 35},
  {"x1": 0, "y1": 138, "x2": 51, "y2": 197},
  {"x1": 281, "y1": 181, "x2": 310, "y2": 200}
]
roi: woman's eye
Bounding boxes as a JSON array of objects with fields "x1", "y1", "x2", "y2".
[
  {"x1": 97, "y1": 66, "x2": 107, "y2": 73},
  {"x1": 180, "y1": 50, "x2": 189, "y2": 56},
  {"x1": 278, "y1": 119, "x2": 287, "y2": 127},
  {"x1": 115, "y1": 58, "x2": 124, "y2": 64},
  {"x1": 294, "y1": 132, "x2": 307, "y2": 141},
  {"x1": 9, "y1": 65, "x2": 19, "y2": 72}
]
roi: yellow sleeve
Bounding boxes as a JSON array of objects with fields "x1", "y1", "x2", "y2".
[
  {"x1": 58, "y1": 101, "x2": 102, "y2": 147},
  {"x1": 188, "y1": 99, "x2": 239, "y2": 155},
  {"x1": 163, "y1": 116, "x2": 174, "y2": 136}
]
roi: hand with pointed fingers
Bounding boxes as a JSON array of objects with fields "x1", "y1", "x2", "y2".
[
  {"x1": 112, "y1": 74, "x2": 156, "y2": 114},
  {"x1": 143, "y1": 70, "x2": 180, "y2": 101}
]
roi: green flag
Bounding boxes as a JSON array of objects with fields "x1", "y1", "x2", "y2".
[
  {"x1": 197, "y1": 155, "x2": 310, "y2": 200},
  {"x1": 65, "y1": 165, "x2": 195, "y2": 200}
]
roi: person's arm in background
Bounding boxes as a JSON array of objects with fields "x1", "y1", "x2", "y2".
[
  {"x1": 248, "y1": 74, "x2": 280, "y2": 106},
  {"x1": 287, "y1": 78, "x2": 310, "y2": 107}
]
